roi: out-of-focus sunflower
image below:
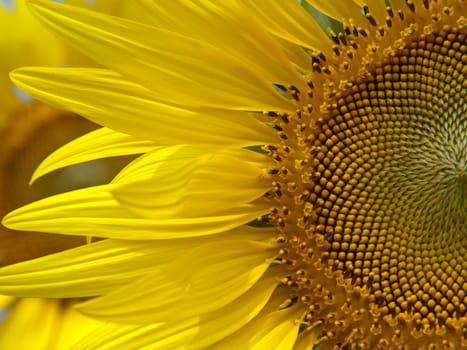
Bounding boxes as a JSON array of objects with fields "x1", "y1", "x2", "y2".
[
  {"x1": 0, "y1": 1, "x2": 136, "y2": 348},
  {"x1": 0, "y1": 295, "x2": 103, "y2": 350},
  {"x1": 0, "y1": 0, "x2": 62, "y2": 126},
  {"x1": 0, "y1": 0, "x2": 465, "y2": 349}
]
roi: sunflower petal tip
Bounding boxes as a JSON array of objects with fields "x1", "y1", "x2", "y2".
[
  {"x1": 9, "y1": 68, "x2": 23, "y2": 84},
  {"x1": 9, "y1": 68, "x2": 33, "y2": 92},
  {"x1": 29, "y1": 168, "x2": 43, "y2": 186},
  {"x1": 29, "y1": 154, "x2": 55, "y2": 185},
  {"x1": 1, "y1": 211, "x2": 15, "y2": 229}
]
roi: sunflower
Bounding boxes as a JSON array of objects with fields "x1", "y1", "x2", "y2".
[{"x1": 0, "y1": 0, "x2": 465, "y2": 349}]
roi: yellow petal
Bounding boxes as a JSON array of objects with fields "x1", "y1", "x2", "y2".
[
  {"x1": 77, "y1": 240, "x2": 277, "y2": 323},
  {"x1": 0, "y1": 226, "x2": 275, "y2": 298},
  {"x1": 27, "y1": 0, "x2": 292, "y2": 111},
  {"x1": 136, "y1": 0, "x2": 306, "y2": 87},
  {"x1": 73, "y1": 270, "x2": 280, "y2": 350},
  {"x1": 2, "y1": 184, "x2": 269, "y2": 240},
  {"x1": 111, "y1": 147, "x2": 271, "y2": 218},
  {"x1": 277, "y1": 37, "x2": 316, "y2": 75},
  {"x1": 242, "y1": 1, "x2": 333, "y2": 57},
  {"x1": 308, "y1": 0, "x2": 367, "y2": 27},
  {"x1": 212, "y1": 303, "x2": 303, "y2": 350},
  {"x1": 11, "y1": 67, "x2": 277, "y2": 146},
  {"x1": 54, "y1": 306, "x2": 103, "y2": 350},
  {"x1": 112, "y1": 145, "x2": 271, "y2": 185},
  {"x1": 73, "y1": 323, "x2": 161, "y2": 350},
  {"x1": 0, "y1": 238, "x2": 156, "y2": 297},
  {"x1": 31, "y1": 127, "x2": 156, "y2": 184}
]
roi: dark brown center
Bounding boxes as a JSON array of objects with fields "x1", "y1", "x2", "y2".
[{"x1": 265, "y1": 7, "x2": 466, "y2": 349}]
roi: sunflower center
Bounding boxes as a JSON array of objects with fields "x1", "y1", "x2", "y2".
[
  {"x1": 308, "y1": 25, "x2": 466, "y2": 334},
  {"x1": 265, "y1": 4, "x2": 466, "y2": 348}
]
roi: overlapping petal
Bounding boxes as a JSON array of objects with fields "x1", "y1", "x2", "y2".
[
  {"x1": 77, "y1": 240, "x2": 277, "y2": 323},
  {"x1": 111, "y1": 147, "x2": 271, "y2": 218},
  {"x1": 211, "y1": 295, "x2": 303, "y2": 350},
  {"x1": 53, "y1": 304, "x2": 104, "y2": 350},
  {"x1": 73, "y1": 270, "x2": 280, "y2": 350},
  {"x1": 242, "y1": 1, "x2": 332, "y2": 57},
  {"x1": 27, "y1": 0, "x2": 293, "y2": 111},
  {"x1": 0, "y1": 238, "x2": 163, "y2": 297},
  {"x1": 0, "y1": 226, "x2": 275, "y2": 298},
  {"x1": 136, "y1": 0, "x2": 309, "y2": 86},
  {"x1": 31, "y1": 127, "x2": 157, "y2": 183},
  {"x1": 307, "y1": 0, "x2": 367, "y2": 27},
  {"x1": 112, "y1": 145, "x2": 271, "y2": 185},
  {"x1": 11, "y1": 67, "x2": 277, "y2": 146},
  {"x1": 2, "y1": 184, "x2": 269, "y2": 240},
  {"x1": 4, "y1": 143, "x2": 272, "y2": 239}
]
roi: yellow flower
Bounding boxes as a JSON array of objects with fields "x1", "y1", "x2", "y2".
[{"x1": 1, "y1": 0, "x2": 466, "y2": 349}]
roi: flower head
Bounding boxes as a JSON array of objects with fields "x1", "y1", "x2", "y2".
[{"x1": 1, "y1": 0, "x2": 465, "y2": 349}]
